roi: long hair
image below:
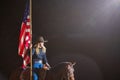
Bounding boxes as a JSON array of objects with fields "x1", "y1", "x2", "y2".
[{"x1": 34, "y1": 43, "x2": 46, "y2": 53}]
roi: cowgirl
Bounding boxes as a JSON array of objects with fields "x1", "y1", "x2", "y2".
[{"x1": 32, "y1": 36, "x2": 50, "y2": 80}]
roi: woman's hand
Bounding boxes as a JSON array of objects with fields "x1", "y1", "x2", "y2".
[
  {"x1": 29, "y1": 44, "x2": 32, "y2": 49},
  {"x1": 46, "y1": 63, "x2": 51, "y2": 69},
  {"x1": 43, "y1": 64, "x2": 50, "y2": 70}
]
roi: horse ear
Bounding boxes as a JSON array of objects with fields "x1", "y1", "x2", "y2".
[{"x1": 72, "y1": 62, "x2": 76, "y2": 66}]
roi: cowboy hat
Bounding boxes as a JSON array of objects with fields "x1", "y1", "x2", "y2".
[{"x1": 37, "y1": 36, "x2": 48, "y2": 43}]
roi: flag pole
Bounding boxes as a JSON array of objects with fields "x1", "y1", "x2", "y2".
[{"x1": 30, "y1": 0, "x2": 32, "y2": 80}]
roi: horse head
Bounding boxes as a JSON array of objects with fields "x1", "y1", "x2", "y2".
[{"x1": 66, "y1": 62, "x2": 76, "y2": 80}]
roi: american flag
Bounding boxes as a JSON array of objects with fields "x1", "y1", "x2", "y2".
[{"x1": 18, "y1": 2, "x2": 31, "y2": 69}]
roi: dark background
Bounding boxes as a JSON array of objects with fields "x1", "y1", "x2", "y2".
[{"x1": 1, "y1": 0, "x2": 120, "y2": 80}]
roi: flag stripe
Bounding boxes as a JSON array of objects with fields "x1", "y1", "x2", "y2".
[
  {"x1": 18, "y1": 1, "x2": 31, "y2": 69},
  {"x1": 18, "y1": 23, "x2": 26, "y2": 56}
]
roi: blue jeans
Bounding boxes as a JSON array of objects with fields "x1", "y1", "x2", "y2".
[{"x1": 33, "y1": 62, "x2": 43, "y2": 80}]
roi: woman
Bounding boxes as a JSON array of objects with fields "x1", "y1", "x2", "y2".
[{"x1": 32, "y1": 36, "x2": 50, "y2": 80}]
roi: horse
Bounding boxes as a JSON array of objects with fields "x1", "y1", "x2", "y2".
[
  {"x1": 9, "y1": 67, "x2": 23, "y2": 80},
  {"x1": 9, "y1": 61, "x2": 76, "y2": 80}
]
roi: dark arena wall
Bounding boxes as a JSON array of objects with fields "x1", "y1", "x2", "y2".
[{"x1": 1, "y1": 0, "x2": 120, "y2": 80}]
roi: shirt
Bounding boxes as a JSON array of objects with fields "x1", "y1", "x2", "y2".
[{"x1": 32, "y1": 48, "x2": 48, "y2": 64}]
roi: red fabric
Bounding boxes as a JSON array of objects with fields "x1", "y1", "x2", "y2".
[{"x1": 18, "y1": 6, "x2": 31, "y2": 69}]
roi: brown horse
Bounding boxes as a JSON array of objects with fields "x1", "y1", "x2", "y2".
[{"x1": 9, "y1": 62, "x2": 75, "y2": 80}]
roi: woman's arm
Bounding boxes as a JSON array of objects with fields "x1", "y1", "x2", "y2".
[{"x1": 43, "y1": 53, "x2": 51, "y2": 69}]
